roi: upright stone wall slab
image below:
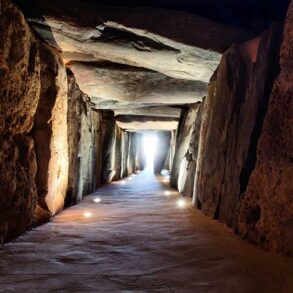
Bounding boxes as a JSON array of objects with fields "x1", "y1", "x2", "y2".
[
  {"x1": 171, "y1": 105, "x2": 198, "y2": 189},
  {"x1": 0, "y1": 0, "x2": 40, "y2": 241},
  {"x1": 238, "y1": 4, "x2": 293, "y2": 255},
  {"x1": 127, "y1": 133, "x2": 138, "y2": 175},
  {"x1": 32, "y1": 43, "x2": 69, "y2": 221},
  {"x1": 194, "y1": 24, "x2": 282, "y2": 226},
  {"x1": 154, "y1": 131, "x2": 171, "y2": 174},
  {"x1": 182, "y1": 101, "x2": 204, "y2": 197},
  {"x1": 101, "y1": 111, "x2": 116, "y2": 183}
]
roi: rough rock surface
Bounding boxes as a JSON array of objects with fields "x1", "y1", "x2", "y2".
[
  {"x1": 237, "y1": 3, "x2": 293, "y2": 255},
  {"x1": 154, "y1": 131, "x2": 171, "y2": 174},
  {"x1": 97, "y1": 111, "x2": 139, "y2": 184},
  {"x1": 115, "y1": 106, "x2": 181, "y2": 118},
  {"x1": 0, "y1": 136, "x2": 37, "y2": 242},
  {"x1": 163, "y1": 130, "x2": 176, "y2": 171},
  {"x1": 116, "y1": 115, "x2": 178, "y2": 131},
  {"x1": 112, "y1": 126, "x2": 123, "y2": 181},
  {"x1": 76, "y1": 96, "x2": 97, "y2": 201},
  {"x1": 0, "y1": 0, "x2": 41, "y2": 135},
  {"x1": 17, "y1": 0, "x2": 254, "y2": 133},
  {"x1": 67, "y1": 74, "x2": 104, "y2": 198},
  {"x1": 135, "y1": 133, "x2": 146, "y2": 171},
  {"x1": 66, "y1": 73, "x2": 83, "y2": 206},
  {"x1": 127, "y1": 133, "x2": 138, "y2": 175},
  {"x1": 20, "y1": 0, "x2": 253, "y2": 81},
  {"x1": 170, "y1": 105, "x2": 198, "y2": 189},
  {"x1": 0, "y1": 0, "x2": 40, "y2": 241},
  {"x1": 100, "y1": 111, "x2": 117, "y2": 183},
  {"x1": 181, "y1": 101, "x2": 204, "y2": 197},
  {"x1": 193, "y1": 25, "x2": 282, "y2": 227},
  {"x1": 32, "y1": 43, "x2": 68, "y2": 221},
  {"x1": 121, "y1": 131, "x2": 130, "y2": 178},
  {"x1": 68, "y1": 62, "x2": 207, "y2": 109}
]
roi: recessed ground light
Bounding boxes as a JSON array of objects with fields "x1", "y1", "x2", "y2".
[
  {"x1": 83, "y1": 212, "x2": 93, "y2": 218},
  {"x1": 127, "y1": 177, "x2": 132, "y2": 180},
  {"x1": 120, "y1": 181, "x2": 126, "y2": 185},
  {"x1": 164, "y1": 191, "x2": 171, "y2": 196},
  {"x1": 177, "y1": 199, "x2": 186, "y2": 208},
  {"x1": 131, "y1": 174, "x2": 135, "y2": 177},
  {"x1": 93, "y1": 198, "x2": 101, "y2": 203}
]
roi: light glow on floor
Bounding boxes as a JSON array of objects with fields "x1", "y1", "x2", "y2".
[
  {"x1": 83, "y1": 212, "x2": 93, "y2": 218},
  {"x1": 177, "y1": 199, "x2": 186, "y2": 208},
  {"x1": 164, "y1": 191, "x2": 171, "y2": 196},
  {"x1": 93, "y1": 198, "x2": 101, "y2": 203}
]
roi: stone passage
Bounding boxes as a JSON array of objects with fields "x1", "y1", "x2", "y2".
[{"x1": 0, "y1": 171, "x2": 292, "y2": 292}]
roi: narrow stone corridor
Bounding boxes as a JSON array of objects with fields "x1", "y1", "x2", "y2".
[{"x1": 0, "y1": 171, "x2": 292, "y2": 292}]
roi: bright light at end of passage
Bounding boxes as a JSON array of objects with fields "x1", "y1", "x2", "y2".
[
  {"x1": 143, "y1": 133, "x2": 157, "y2": 173},
  {"x1": 83, "y1": 212, "x2": 93, "y2": 218},
  {"x1": 93, "y1": 198, "x2": 101, "y2": 203},
  {"x1": 177, "y1": 199, "x2": 186, "y2": 208}
]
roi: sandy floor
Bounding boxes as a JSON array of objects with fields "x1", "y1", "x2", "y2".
[{"x1": 0, "y1": 171, "x2": 292, "y2": 292}]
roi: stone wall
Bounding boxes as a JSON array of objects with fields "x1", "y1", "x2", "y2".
[
  {"x1": 181, "y1": 101, "x2": 204, "y2": 197},
  {"x1": 66, "y1": 72, "x2": 104, "y2": 205},
  {"x1": 135, "y1": 133, "x2": 146, "y2": 171},
  {"x1": 32, "y1": 43, "x2": 68, "y2": 223},
  {"x1": 121, "y1": 131, "x2": 130, "y2": 178},
  {"x1": 163, "y1": 130, "x2": 176, "y2": 171},
  {"x1": 100, "y1": 111, "x2": 116, "y2": 183},
  {"x1": 170, "y1": 105, "x2": 198, "y2": 189},
  {"x1": 127, "y1": 133, "x2": 139, "y2": 175},
  {"x1": 0, "y1": 0, "x2": 40, "y2": 241},
  {"x1": 237, "y1": 3, "x2": 293, "y2": 255},
  {"x1": 98, "y1": 112, "x2": 140, "y2": 183},
  {"x1": 191, "y1": 22, "x2": 291, "y2": 254},
  {"x1": 112, "y1": 125, "x2": 123, "y2": 181},
  {"x1": 0, "y1": 0, "x2": 141, "y2": 241},
  {"x1": 154, "y1": 131, "x2": 171, "y2": 174},
  {"x1": 194, "y1": 24, "x2": 282, "y2": 222}
]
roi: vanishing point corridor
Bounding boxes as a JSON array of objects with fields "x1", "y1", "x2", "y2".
[
  {"x1": 1, "y1": 171, "x2": 292, "y2": 292},
  {"x1": 1, "y1": 0, "x2": 293, "y2": 292}
]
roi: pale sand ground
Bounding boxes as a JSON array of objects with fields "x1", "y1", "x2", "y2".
[{"x1": 0, "y1": 171, "x2": 292, "y2": 292}]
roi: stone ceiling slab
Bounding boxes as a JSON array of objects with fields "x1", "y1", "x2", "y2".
[
  {"x1": 115, "y1": 115, "x2": 178, "y2": 130},
  {"x1": 114, "y1": 106, "x2": 181, "y2": 118},
  {"x1": 68, "y1": 62, "x2": 207, "y2": 108},
  {"x1": 22, "y1": 0, "x2": 253, "y2": 81}
]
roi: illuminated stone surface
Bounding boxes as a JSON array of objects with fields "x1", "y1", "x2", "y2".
[
  {"x1": 32, "y1": 43, "x2": 69, "y2": 220},
  {"x1": 0, "y1": 171, "x2": 292, "y2": 291}
]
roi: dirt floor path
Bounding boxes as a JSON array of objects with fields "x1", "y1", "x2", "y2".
[{"x1": 0, "y1": 171, "x2": 292, "y2": 292}]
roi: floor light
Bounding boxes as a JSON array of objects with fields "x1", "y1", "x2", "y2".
[
  {"x1": 83, "y1": 212, "x2": 93, "y2": 218},
  {"x1": 177, "y1": 199, "x2": 186, "y2": 208}
]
